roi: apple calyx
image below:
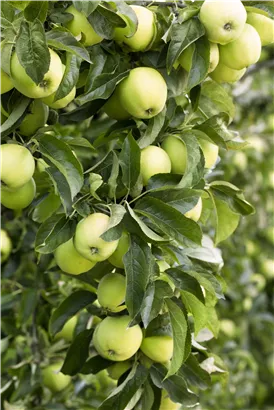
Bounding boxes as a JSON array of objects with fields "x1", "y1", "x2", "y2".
[
  {"x1": 90, "y1": 246, "x2": 99, "y2": 255},
  {"x1": 39, "y1": 79, "x2": 50, "y2": 90},
  {"x1": 223, "y1": 22, "x2": 233, "y2": 31}
]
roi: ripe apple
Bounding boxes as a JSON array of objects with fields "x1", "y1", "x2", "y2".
[
  {"x1": 65, "y1": 5, "x2": 102, "y2": 46},
  {"x1": 114, "y1": 5, "x2": 155, "y2": 52},
  {"x1": 247, "y1": 12, "x2": 274, "y2": 46},
  {"x1": 140, "y1": 145, "x2": 171, "y2": 185},
  {"x1": 199, "y1": 0, "x2": 247, "y2": 45},
  {"x1": 11, "y1": 48, "x2": 63, "y2": 99},
  {"x1": 54, "y1": 238, "x2": 95, "y2": 275},
  {"x1": 117, "y1": 67, "x2": 167, "y2": 119},
  {"x1": 140, "y1": 335, "x2": 173, "y2": 362},
  {"x1": 160, "y1": 391, "x2": 181, "y2": 410},
  {"x1": 162, "y1": 135, "x2": 187, "y2": 174},
  {"x1": 1, "y1": 69, "x2": 14, "y2": 94},
  {"x1": 199, "y1": 139, "x2": 219, "y2": 169},
  {"x1": 103, "y1": 89, "x2": 131, "y2": 121},
  {"x1": 42, "y1": 361, "x2": 71, "y2": 392},
  {"x1": 97, "y1": 273, "x2": 126, "y2": 312},
  {"x1": 184, "y1": 197, "x2": 202, "y2": 222},
  {"x1": 74, "y1": 213, "x2": 119, "y2": 262},
  {"x1": 1, "y1": 230, "x2": 12, "y2": 263},
  {"x1": 219, "y1": 24, "x2": 261, "y2": 70},
  {"x1": 210, "y1": 62, "x2": 246, "y2": 83},
  {"x1": 1, "y1": 144, "x2": 35, "y2": 188},
  {"x1": 19, "y1": 100, "x2": 49, "y2": 137},
  {"x1": 93, "y1": 315, "x2": 143, "y2": 361},
  {"x1": 55, "y1": 316, "x2": 77, "y2": 342},
  {"x1": 1, "y1": 178, "x2": 36, "y2": 210},
  {"x1": 178, "y1": 42, "x2": 219, "y2": 74},
  {"x1": 107, "y1": 360, "x2": 131, "y2": 380},
  {"x1": 108, "y1": 231, "x2": 130, "y2": 268}
]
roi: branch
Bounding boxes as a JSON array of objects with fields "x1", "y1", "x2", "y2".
[{"x1": 136, "y1": 1, "x2": 187, "y2": 8}]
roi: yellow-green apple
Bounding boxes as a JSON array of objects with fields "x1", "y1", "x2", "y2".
[
  {"x1": 210, "y1": 62, "x2": 246, "y2": 83},
  {"x1": 1, "y1": 178, "x2": 36, "y2": 210},
  {"x1": 184, "y1": 197, "x2": 202, "y2": 222},
  {"x1": 219, "y1": 24, "x2": 261, "y2": 70},
  {"x1": 55, "y1": 316, "x2": 77, "y2": 342},
  {"x1": 65, "y1": 5, "x2": 102, "y2": 46},
  {"x1": 19, "y1": 100, "x2": 49, "y2": 137},
  {"x1": 178, "y1": 42, "x2": 219, "y2": 73},
  {"x1": 97, "y1": 273, "x2": 126, "y2": 312},
  {"x1": 140, "y1": 145, "x2": 171, "y2": 185},
  {"x1": 247, "y1": 12, "x2": 274, "y2": 46},
  {"x1": 42, "y1": 64, "x2": 76, "y2": 109},
  {"x1": 103, "y1": 89, "x2": 131, "y2": 121},
  {"x1": 199, "y1": 0, "x2": 247, "y2": 45},
  {"x1": 107, "y1": 361, "x2": 131, "y2": 380},
  {"x1": 93, "y1": 315, "x2": 143, "y2": 361},
  {"x1": 42, "y1": 362, "x2": 71, "y2": 392},
  {"x1": 1, "y1": 230, "x2": 12, "y2": 263},
  {"x1": 160, "y1": 391, "x2": 181, "y2": 410},
  {"x1": 10, "y1": 48, "x2": 63, "y2": 99},
  {"x1": 54, "y1": 238, "x2": 95, "y2": 275},
  {"x1": 140, "y1": 335, "x2": 173, "y2": 362},
  {"x1": 1, "y1": 144, "x2": 35, "y2": 188},
  {"x1": 74, "y1": 213, "x2": 119, "y2": 262},
  {"x1": 199, "y1": 139, "x2": 219, "y2": 168},
  {"x1": 162, "y1": 135, "x2": 187, "y2": 174},
  {"x1": 117, "y1": 67, "x2": 167, "y2": 119},
  {"x1": 108, "y1": 231, "x2": 130, "y2": 268},
  {"x1": 1, "y1": 69, "x2": 14, "y2": 94}
]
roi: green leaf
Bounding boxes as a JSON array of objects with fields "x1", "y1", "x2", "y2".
[
  {"x1": 32, "y1": 193, "x2": 61, "y2": 223},
  {"x1": 1, "y1": 95, "x2": 30, "y2": 138},
  {"x1": 210, "y1": 194, "x2": 240, "y2": 245},
  {"x1": 1, "y1": 1, "x2": 15, "y2": 28},
  {"x1": 120, "y1": 133, "x2": 141, "y2": 190},
  {"x1": 19, "y1": 289, "x2": 38, "y2": 323},
  {"x1": 179, "y1": 354, "x2": 211, "y2": 390},
  {"x1": 108, "y1": 151, "x2": 120, "y2": 199},
  {"x1": 88, "y1": 4, "x2": 126, "y2": 39},
  {"x1": 89, "y1": 173, "x2": 103, "y2": 200},
  {"x1": 166, "y1": 268, "x2": 205, "y2": 303},
  {"x1": 45, "y1": 166, "x2": 73, "y2": 213},
  {"x1": 72, "y1": 0, "x2": 100, "y2": 16},
  {"x1": 200, "y1": 79, "x2": 235, "y2": 121},
  {"x1": 177, "y1": 133, "x2": 205, "y2": 188},
  {"x1": 194, "y1": 113, "x2": 231, "y2": 148},
  {"x1": 80, "y1": 356, "x2": 113, "y2": 375},
  {"x1": 150, "y1": 188, "x2": 202, "y2": 215},
  {"x1": 54, "y1": 53, "x2": 81, "y2": 102},
  {"x1": 24, "y1": 1, "x2": 48, "y2": 22},
  {"x1": 101, "y1": 204, "x2": 126, "y2": 241},
  {"x1": 181, "y1": 291, "x2": 207, "y2": 336},
  {"x1": 186, "y1": 36, "x2": 210, "y2": 92},
  {"x1": 61, "y1": 329, "x2": 94, "y2": 375},
  {"x1": 138, "y1": 108, "x2": 166, "y2": 149}
]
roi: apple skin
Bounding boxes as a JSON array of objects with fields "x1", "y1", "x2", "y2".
[
  {"x1": 11, "y1": 48, "x2": 63, "y2": 99},
  {"x1": 117, "y1": 67, "x2": 167, "y2": 119},
  {"x1": 160, "y1": 391, "x2": 181, "y2": 410},
  {"x1": 184, "y1": 197, "x2": 202, "y2": 222},
  {"x1": 74, "y1": 213, "x2": 119, "y2": 262},
  {"x1": 97, "y1": 273, "x2": 126, "y2": 311},
  {"x1": 93, "y1": 315, "x2": 143, "y2": 361},
  {"x1": 219, "y1": 24, "x2": 261, "y2": 70},
  {"x1": 210, "y1": 62, "x2": 246, "y2": 83},
  {"x1": 42, "y1": 86, "x2": 76, "y2": 109},
  {"x1": 65, "y1": 5, "x2": 102, "y2": 46},
  {"x1": 107, "y1": 361, "x2": 131, "y2": 380},
  {"x1": 199, "y1": 0, "x2": 247, "y2": 45},
  {"x1": 178, "y1": 42, "x2": 219, "y2": 74},
  {"x1": 199, "y1": 139, "x2": 219, "y2": 169},
  {"x1": 42, "y1": 362, "x2": 71, "y2": 392},
  {"x1": 1, "y1": 69, "x2": 14, "y2": 94},
  {"x1": 55, "y1": 316, "x2": 77, "y2": 342},
  {"x1": 19, "y1": 100, "x2": 49, "y2": 137},
  {"x1": 114, "y1": 5, "x2": 155, "y2": 52},
  {"x1": 54, "y1": 238, "x2": 95, "y2": 275},
  {"x1": 1, "y1": 230, "x2": 12, "y2": 263},
  {"x1": 247, "y1": 12, "x2": 274, "y2": 46},
  {"x1": 108, "y1": 231, "x2": 130, "y2": 268},
  {"x1": 103, "y1": 89, "x2": 131, "y2": 121},
  {"x1": 140, "y1": 145, "x2": 171, "y2": 186},
  {"x1": 162, "y1": 135, "x2": 187, "y2": 174},
  {"x1": 1, "y1": 178, "x2": 36, "y2": 210},
  {"x1": 1, "y1": 144, "x2": 35, "y2": 188},
  {"x1": 140, "y1": 335, "x2": 173, "y2": 363}
]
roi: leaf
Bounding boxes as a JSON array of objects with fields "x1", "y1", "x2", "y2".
[
  {"x1": 32, "y1": 193, "x2": 61, "y2": 223},
  {"x1": 89, "y1": 173, "x2": 103, "y2": 200},
  {"x1": 72, "y1": 0, "x2": 100, "y2": 16},
  {"x1": 178, "y1": 133, "x2": 205, "y2": 188},
  {"x1": 179, "y1": 354, "x2": 211, "y2": 390},
  {"x1": 210, "y1": 194, "x2": 240, "y2": 245},
  {"x1": 54, "y1": 53, "x2": 81, "y2": 102},
  {"x1": 80, "y1": 356, "x2": 112, "y2": 375},
  {"x1": 120, "y1": 133, "x2": 141, "y2": 190},
  {"x1": 61, "y1": 329, "x2": 94, "y2": 375},
  {"x1": 108, "y1": 151, "x2": 120, "y2": 199},
  {"x1": 186, "y1": 36, "x2": 210, "y2": 91},
  {"x1": 150, "y1": 188, "x2": 202, "y2": 215},
  {"x1": 24, "y1": 1, "x2": 48, "y2": 22},
  {"x1": 101, "y1": 204, "x2": 126, "y2": 241},
  {"x1": 194, "y1": 113, "x2": 231, "y2": 148},
  {"x1": 59, "y1": 99, "x2": 105, "y2": 123},
  {"x1": 200, "y1": 79, "x2": 235, "y2": 121},
  {"x1": 1, "y1": 95, "x2": 30, "y2": 138},
  {"x1": 1, "y1": 2, "x2": 15, "y2": 28},
  {"x1": 138, "y1": 108, "x2": 166, "y2": 149},
  {"x1": 88, "y1": 4, "x2": 126, "y2": 39},
  {"x1": 166, "y1": 268, "x2": 205, "y2": 303},
  {"x1": 19, "y1": 289, "x2": 38, "y2": 323},
  {"x1": 45, "y1": 166, "x2": 73, "y2": 214},
  {"x1": 181, "y1": 291, "x2": 208, "y2": 336}
]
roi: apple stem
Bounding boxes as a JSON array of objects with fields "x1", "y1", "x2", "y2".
[
  {"x1": 223, "y1": 22, "x2": 232, "y2": 31},
  {"x1": 90, "y1": 247, "x2": 98, "y2": 255}
]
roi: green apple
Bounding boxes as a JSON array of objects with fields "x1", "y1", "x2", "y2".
[
  {"x1": 162, "y1": 135, "x2": 187, "y2": 174},
  {"x1": 65, "y1": 5, "x2": 102, "y2": 46},
  {"x1": 140, "y1": 145, "x2": 171, "y2": 185},
  {"x1": 261, "y1": 259, "x2": 274, "y2": 279},
  {"x1": 103, "y1": 89, "x2": 131, "y2": 121},
  {"x1": 42, "y1": 361, "x2": 71, "y2": 392},
  {"x1": 247, "y1": 12, "x2": 274, "y2": 46},
  {"x1": 1, "y1": 229, "x2": 12, "y2": 263},
  {"x1": 208, "y1": 42, "x2": 220, "y2": 73},
  {"x1": 220, "y1": 319, "x2": 236, "y2": 338},
  {"x1": 107, "y1": 361, "x2": 131, "y2": 380},
  {"x1": 18, "y1": 100, "x2": 49, "y2": 137},
  {"x1": 185, "y1": 197, "x2": 202, "y2": 222},
  {"x1": 74, "y1": 213, "x2": 119, "y2": 262},
  {"x1": 178, "y1": 42, "x2": 219, "y2": 74},
  {"x1": 36, "y1": 158, "x2": 49, "y2": 173},
  {"x1": 160, "y1": 391, "x2": 181, "y2": 410},
  {"x1": 117, "y1": 67, "x2": 167, "y2": 119},
  {"x1": 1, "y1": 178, "x2": 36, "y2": 210},
  {"x1": 11, "y1": 48, "x2": 63, "y2": 99},
  {"x1": 42, "y1": 86, "x2": 76, "y2": 109},
  {"x1": 175, "y1": 94, "x2": 189, "y2": 108},
  {"x1": 114, "y1": 5, "x2": 155, "y2": 52},
  {"x1": 55, "y1": 316, "x2": 77, "y2": 342},
  {"x1": 54, "y1": 238, "x2": 95, "y2": 275},
  {"x1": 108, "y1": 231, "x2": 130, "y2": 268},
  {"x1": 140, "y1": 335, "x2": 173, "y2": 363},
  {"x1": 210, "y1": 62, "x2": 246, "y2": 83},
  {"x1": 1, "y1": 69, "x2": 14, "y2": 94},
  {"x1": 97, "y1": 273, "x2": 126, "y2": 312},
  {"x1": 93, "y1": 315, "x2": 143, "y2": 361},
  {"x1": 199, "y1": 139, "x2": 219, "y2": 169},
  {"x1": 1, "y1": 144, "x2": 35, "y2": 188},
  {"x1": 219, "y1": 24, "x2": 261, "y2": 70},
  {"x1": 199, "y1": 0, "x2": 247, "y2": 45}
]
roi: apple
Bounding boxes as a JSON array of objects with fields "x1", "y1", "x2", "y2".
[
  {"x1": 199, "y1": 139, "x2": 219, "y2": 169},
  {"x1": 55, "y1": 316, "x2": 77, "y2": 342},
  {"x1": 178, "y1": 42, "x2": 219, "y2": 74},
  {"x1": 1, "y1": 144, "x2": 35, "y2": 188},
  {"x1": 11, "y1": 48, "x2": 63, "y2": 99},
  {"x1": 36, "y1": 158, "x2": 49, "y2": 173},
  {"x1": 117, "y1": 67, "x2": 167, "y2": 119},
  {"x1": 175, "y1": 94, "x2": 189, "y2": 108},
  {"x1": 93, "y1": 315, "x2": 143, "y2": 361},
  {"x1": 1, "y1": 178, "x2": 36, "y2": 210},
  {"x1": 140, "y1": 145, "x2": 171, "y2": 185},
  {"x1": 42, "y1": 64, "x2": 76, "y2": 109},
  {"x1": 199, "y1": 0, "x2": 247, "y2": 45},
  {"x1": 162, "y1": 135, "x2": 187, "y2": 174},
  {"x1": 219, "y1": 24, "x2": 261, "y2": 70},
  {"x1": 108, "y1": 231, "x2": 130, "y2": 268},
  {"x1": 18, "y1": 100, "x2": 49, "y2": 137},
  {"x1": 103, "y1": 89, "x2": 131, "y2": 121},
  {"x1": 42, "y1": 361, "x2": 71, "y2": 392},
  {"x1": 140, "y1": 335, "x2": 173, "y2": 363},
  {"x1": 1, "y1": 230, "x2": 12, "y2": 263},
  {"x1": 74, "y1": 213, "x2": 119, "y2": 262},
  {"x1": 1, "y1": 69, "x2": 14, "y2": 94},
  {"x1": 54, "y1": 238, "x2": 95, "y2": 275},
  {"x1": 114, "y1": 5, "x2": 155, "y2": 52},
  {"x1": 107, "y1": 361, "x2": 131, "y2": 380},
  {"x1": 184, "y1": 197, "x2": 202, "y2": 222},
  {"x1": 247, "y1": 12, "x2": 274, "y2": 46},
  {"x1": 160, "y1": 391, "x2": 181, "y2": 410},
  {"x1": 65, "y1": 5, "x2": 102, "y2": 46},
  {"x1": 210, "y1": 62, "x2": 246, "y2": 83},
  {"x1": 97, "y1": 273, "x2": 126, "y2": 311}
]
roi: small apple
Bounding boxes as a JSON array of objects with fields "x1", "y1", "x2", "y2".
[
  {"x1": 65, "y1": 5, "x2": 102, "y2": 46},
  {"x1": 74, "y1": 213, "x2": 119, "y2": 262},
  {"x1": 108, "y1": 231, "x2": 130, "y2": 268},
  {"x1": 247, "y1": 12, "x2": 274, "y2": 46},
  {"x1": 1, "y1": 144, "x2": 35, "y2": 188},
  {"x1": 55, "y1": 316, "x2": 77, "y2": 342},
  {"x1": 117, "y1": 67, "x2": 167, "y2": 119},
  {"x1": 97, "y1": 273, "x2": 126, "y2": 312},
  {"x1": 54, "y1": 238, "x2": 96, "y2": 275},
  {"x1": 93, "y1": 315, "x2": 143, "y2": 361},
  {"x1": 103, "y1": 89, "x2": 131, "y2": 121},
  {"x1": 175, "y1": 94, "x2": 189, "y2": 108},
  {"x1": 18, "y1": 100, "x2": 49, "y2": 137},
  {"x1": 42, "y1": 361, "x2": 71, "y2": 392},
  {"x1": 219, "y1": 24, "x2": 261, "y2": 70},
  {"x1": 199, "y1": 139, "x2": 219, "y2": 169},
  {"x1": 184, "y1": 197, "x2": 202, "y2": 222},
  {"x1": 199, "y1": 0, "x2": 247, "y2": 45},
  {"x1": 140, "y1": 335, "x2": 173, "y2": 363},
  {"x1": 178, "y1": 42, "x2": 219, "y2": 74},
  {"x1": 162, "y1": 135, "x2": 187, "y2": 174},
  {"x1": 107, "y1": 361, "x2": 131, "y2": 380},
  {"x1": 1, "y1": 230, "x2": 12, "y2": 263},
  {"x1": 210, "y1": 62, "x2": 246, "y2": 83},
  {"x1": 140, "y1": 145, "x2": 171, "y2": 186},
  {"x1": 1, "y1": 69, "x2": 14, "y2": 94},
  {"x1": 160, "y1": 391, "x2": 181, "y2": 410},
  {"x1": 1, "y1": 178, "x2": 36, "y2": 210},
  {"x1": 11, "y1": 48, "x2": 63, "y2": 99}
]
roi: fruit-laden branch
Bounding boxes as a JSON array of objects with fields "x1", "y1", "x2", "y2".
[
  {"x1": 138, "y1": 0, "x2": 187, "y2": 8},
  {"x1": 241, "y1": 59, "x2": 274, "y2": 79}
]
